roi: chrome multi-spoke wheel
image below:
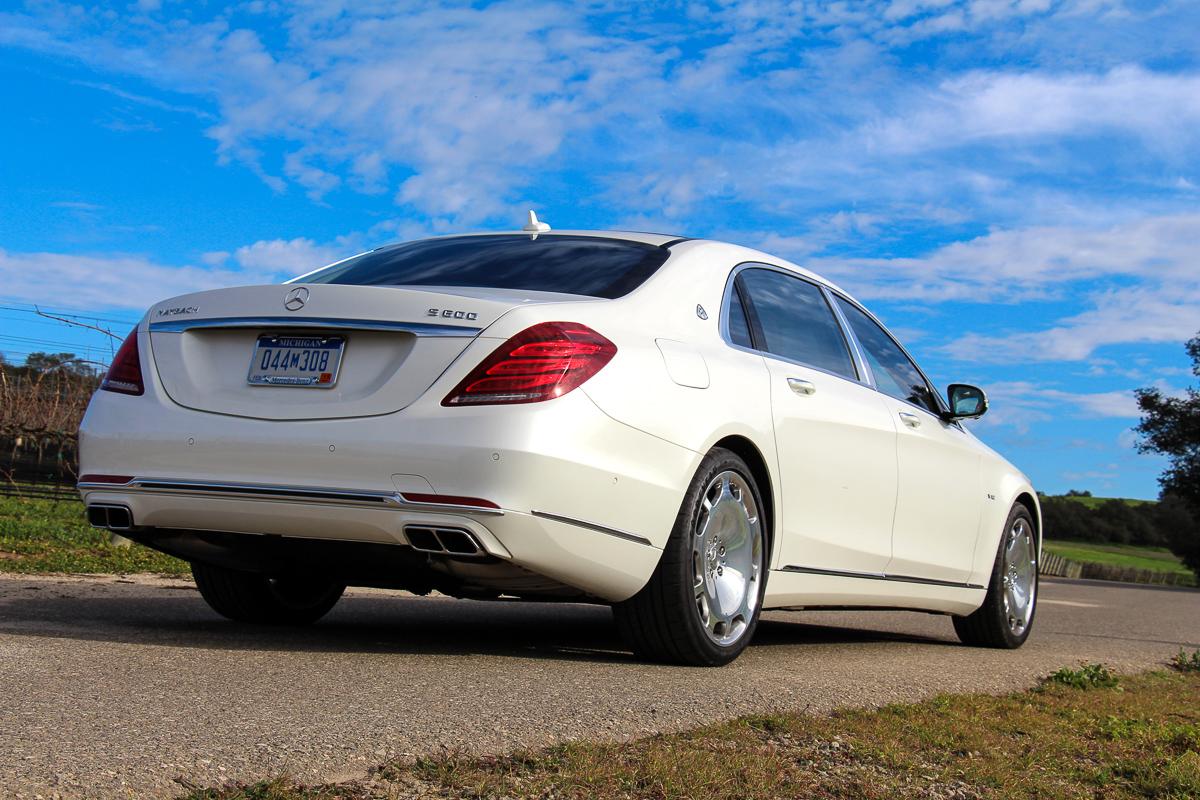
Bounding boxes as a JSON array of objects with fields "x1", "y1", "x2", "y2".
[
  {"x1": 1000, "y1": 516, "x2": 1036, "y2": 637},
  {"x1": 692, "y1": 471, "x2": 763, "y2": 647},
  {"x1": 613, "y1": 448, "x2": 768, "y2": 666},
  {"x1": 953, "y1": 503, "x2": 1038, "y2": 649}
]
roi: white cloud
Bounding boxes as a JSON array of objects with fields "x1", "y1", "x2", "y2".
[
  {"x1": 0, "y1": 3, "x2": 670, "y2": 222},
  {"x1": 809, "y1": 213, "x2": 1200, "y2": 301},
  {"x1": 0, "y1": 249, "x2": 286, "y2": 312},
  {"x1": 231, "y1": 238, "x2": 348, "y2": 274},
  {"x1": 7, "y1": 1, "x2": 1194, "y2": 231},
  {"x1": 971, "y1": 380, "x2": 1140, "y2": 433},
  {"x1": 872, "y1": 66, "x2": 1200, "y2": 155},
  {"x1": 946, "y1": 287, "x2": 1200, "y2": 362},
  {"x1": 801, "y1": 214, "x2": 1200, "y2": 363}
]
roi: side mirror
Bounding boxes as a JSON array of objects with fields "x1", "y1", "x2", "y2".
[{"x1": 945, "y1": 383, "x2": 988, "y2": 420}]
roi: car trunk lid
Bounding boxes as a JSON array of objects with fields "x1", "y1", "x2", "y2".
[{"x1": 146, "y1": 283, "x2": 574, "y2": 420}]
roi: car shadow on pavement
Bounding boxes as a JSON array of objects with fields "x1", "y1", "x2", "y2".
[{"x1": 0, "y1": 584, "x2": 957, "y2": 663}]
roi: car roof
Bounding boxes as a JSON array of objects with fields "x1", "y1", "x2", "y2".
[{"x1": 407, "y1": 229, "x2": 687, "y2": 247}]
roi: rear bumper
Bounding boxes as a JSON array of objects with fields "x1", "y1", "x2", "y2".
[{"x1": 79, "y1": 386, "x2": 697, "y2": 602}]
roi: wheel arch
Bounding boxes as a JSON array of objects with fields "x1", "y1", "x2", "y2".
[
  {"x1": 1013, "y1": 490, "x2": 1042, "y2": 550},
  {"x1": 710, "y1": 434, "x2": 777, "y2": 564}
]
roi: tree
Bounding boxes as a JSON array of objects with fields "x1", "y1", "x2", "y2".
[
  {"x1": 1135, "y1": 331, "x2": 1200, "y2": 577},
  {"x1": 21, "y1": 352, "x2": 92, "y2": 378}
]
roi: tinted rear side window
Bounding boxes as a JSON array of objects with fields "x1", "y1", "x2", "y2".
[
  {"x1": 739, "y1": 268, "x2": 857, "y2": 380},
  {"x1": 302, "y1": 234, "x2": 671, "y2": 299}
]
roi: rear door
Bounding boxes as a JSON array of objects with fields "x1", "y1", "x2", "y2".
[
  {"x1": 832, "y1": 295, "x2": 982, "y2": 584},
  {"x1": 734, "y1": 267, "x2": 899, "y2": 575}
]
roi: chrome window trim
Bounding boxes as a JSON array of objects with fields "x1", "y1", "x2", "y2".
[
  {"x1": 149, "y1": 316, "x2": 482, "y2": 337},
  {"x1": 717, "y1": 262, "x2": 869, "y2": 387},
  {"x1": 822, "y1": 285, "x2": 874, "y2": 388},
  {"x1": 77, "y1": 477, "x2": 504, "y2": 516}
]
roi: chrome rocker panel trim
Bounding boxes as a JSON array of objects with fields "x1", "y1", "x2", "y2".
[{"x1": 781, "y1": 564, "x2": 986, "y2": 591}]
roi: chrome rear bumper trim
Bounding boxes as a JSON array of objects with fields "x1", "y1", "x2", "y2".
[
  {"x1": 77, "y1": 477, "x2": 504, "y2": 516},
  {"x1": 149, "y1": 316, "x2": 481, "y2": 337},
  {"x1": 531, "y1": 509, "x2": 653, "y2": 546}
]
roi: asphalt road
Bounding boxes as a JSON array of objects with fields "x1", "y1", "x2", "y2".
[{"x1": 1, "y1": 574, "x2": 1197, "y2": 799}]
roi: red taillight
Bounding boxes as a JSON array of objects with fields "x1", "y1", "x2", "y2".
[
  {"x1": 101, "y1": 328, "x2": 145, "y2": 396},
  {"x1": 442, "y1": 321, "x2": 617, "y2": 406}
]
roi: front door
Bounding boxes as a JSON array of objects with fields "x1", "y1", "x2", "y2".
[{"x1": 833, "y1": 296, "x2": 982, "y2": 584}]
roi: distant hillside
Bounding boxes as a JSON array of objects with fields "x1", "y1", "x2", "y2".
[
  {"x1": 1038, "y1": 492, "x2": 1181, "y2": 553},
  {"x1": 1057, "y1": 495, "x2": 1154, "y2": 510}
]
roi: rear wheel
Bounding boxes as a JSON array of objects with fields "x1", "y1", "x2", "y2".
[
  {"x1": 613, "y1": 448, "x2": 767, "y2": 666},
  {"x1": 192, "y1": 562, "x2": 345, "y2": 625},
  {"x1": 953, "y1": 504, "x2": 1038, "y2": 648}
]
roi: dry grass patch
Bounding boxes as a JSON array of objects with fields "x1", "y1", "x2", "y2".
[{"x1": 183, "y1": 668, "x2": 1200, "y2": 800}]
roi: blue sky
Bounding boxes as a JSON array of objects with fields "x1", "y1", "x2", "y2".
[{"x1": 1, "y1": 0, "x2": 1198, "y2": 498}]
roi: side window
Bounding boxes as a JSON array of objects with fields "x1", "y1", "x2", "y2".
[
  {"x1": 834, "y1": 297, "x2": 940, "y2": 414},
  {"x1": 738, "y1": 268, "x2": 857, "y2": 380},
  {"x1": 726, "y1": 282, "x2": 754, "y2": 348}
]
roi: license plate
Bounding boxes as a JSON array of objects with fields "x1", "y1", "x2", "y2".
[{"x1": 247, "y1": 334, "x2": 345, "y2": 388}]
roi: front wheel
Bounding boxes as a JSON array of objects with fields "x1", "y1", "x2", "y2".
[
  {"x1": 953, "y1": 503, "x2": 1038, "y2": 648},
  {"x1": 613, "y1": 448, "x2": 768, "y2": 666},
  {"x1": 192, "y1": 562, "x2": 345, "y2": 625}
]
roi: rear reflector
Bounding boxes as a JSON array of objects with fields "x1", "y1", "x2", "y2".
[
  {"x1": 78, "y1": 474, "x2": 134, "y2": 485},
  {"x1": 101, "y1": 328, "x2": 145, "y2": 396},
  {"x1": 442, "y1": 321, "x2": 616, "y2": 406},
  {"x1": 402, "y1": 492, "x2": 500, "y2": 510}
]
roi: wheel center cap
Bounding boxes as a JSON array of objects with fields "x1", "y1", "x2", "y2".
[{"x1": 706, "y1": 538, "x2": 724, "y2": 575}]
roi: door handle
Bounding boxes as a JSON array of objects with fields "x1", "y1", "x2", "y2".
[
  {"x1": 787, "y1": 378, "x2": 816, "y2": 396},
  {"x1": 898, "y1": 411, "x2": 921, "y2": 428}
]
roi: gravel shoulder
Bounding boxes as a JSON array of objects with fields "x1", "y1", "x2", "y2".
[{"x1": 1, "y1": 573, "x2": 1197, "y2": 799}]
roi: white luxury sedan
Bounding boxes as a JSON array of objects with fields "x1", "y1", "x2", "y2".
[{"x1": 79, "y1": 218, "x2": 1040, "y2": 666}]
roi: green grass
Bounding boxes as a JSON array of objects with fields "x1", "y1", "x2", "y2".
[
  {"x1": 1044, "y1": 663, "x2": 1121, "y2": 690},
  {"x1": 0, "y1": 495, "x2": 187, "y2": 575},
  {"x1": 1043, "y1": 539, "x2": 1194, "y2": 580},
  {"x1": 1173, "y1": 650, "x2": 1200, "y2": 674},
  {"x1": 183, "y1": 669, "x2": 1200, "y2": 800}
]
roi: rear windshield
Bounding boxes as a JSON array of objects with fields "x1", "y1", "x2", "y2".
[{"x1": 301, "y1": 234, "x2": 672, "y2": 299}]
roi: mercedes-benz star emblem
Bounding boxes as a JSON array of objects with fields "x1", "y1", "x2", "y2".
[{"x1": 284, "y1": 287, "x2": 310, "y2": 311}]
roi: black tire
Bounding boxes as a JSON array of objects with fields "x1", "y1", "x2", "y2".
[
  {"x1": 191, "y1": 562, "x2": 345, "y2": 625},
  {"x1": 953, "y1": 503, "x2": 1038, "y2": 648},
  {"x1": 613, "y1": 448, "x2": 768, "y2": 667}
]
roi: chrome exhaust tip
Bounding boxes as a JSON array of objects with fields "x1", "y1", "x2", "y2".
[
  {"x1": 86, "y1": 504, "x2": 134, "y2": 531},
  {"x1": 404, "y1": 525, "x2": 485, "y2": 557}
]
